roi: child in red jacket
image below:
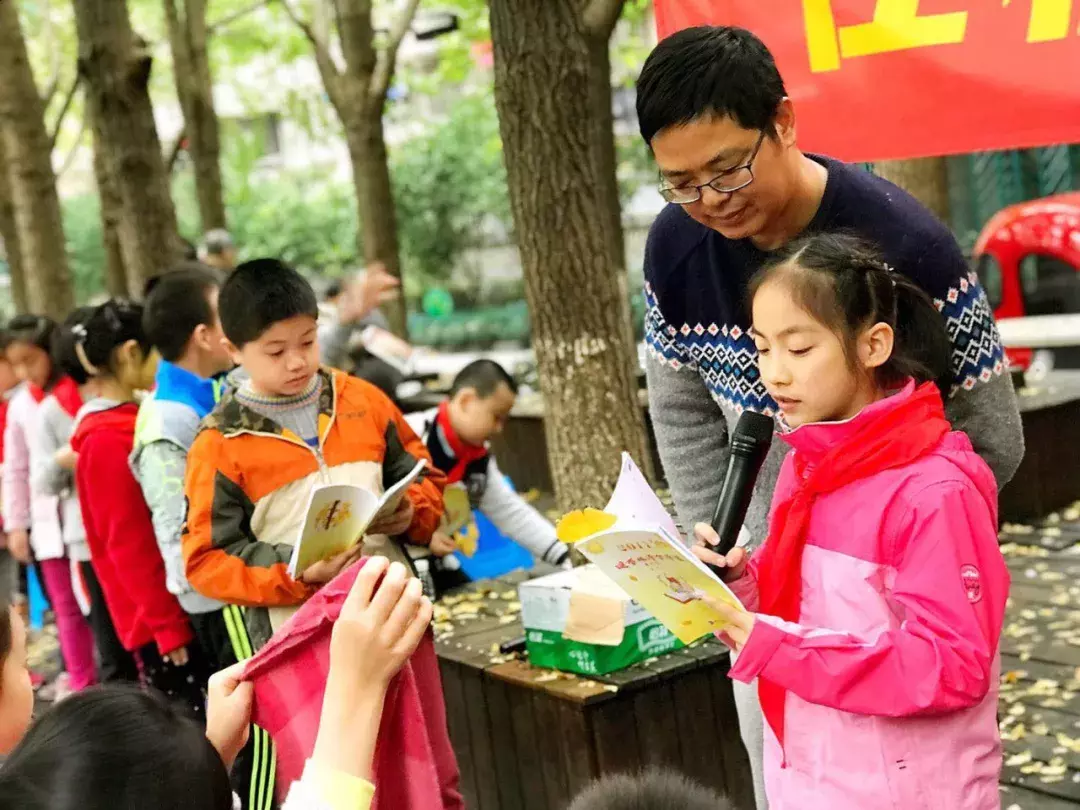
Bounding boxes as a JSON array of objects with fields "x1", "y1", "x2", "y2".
[{"x1": 67, "y1": 300, "x2": 208, "y2": 717}]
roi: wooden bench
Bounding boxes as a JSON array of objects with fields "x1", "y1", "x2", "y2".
[{"x1": 434, "y1": 571, "x2": 755, "y2": 810}]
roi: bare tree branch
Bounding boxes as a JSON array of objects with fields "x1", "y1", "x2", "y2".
[
  {"x1": 279, "y1": 0, "x2": 344, "y2": 101},
  {"x1": 369, "y1": 0, "x2": 421, "y2": 103},
  {"x1": 55, "y1": 113, "x2": 89, "y2": 179},
  {"x1": 582, "y1": 0, "x2": 626, "y2": 40},
  {"x1": 49, "y1": 75, "x2": 81, "y2": 149},
  {"x1": 207, "y1": 0, "x2": 268, "y2": 34},
  {"x1": 166, "y1": 127, "x2": 187, "y2": 173}
]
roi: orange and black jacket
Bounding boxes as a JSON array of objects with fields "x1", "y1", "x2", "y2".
[{"x1": 182, "y1": 367, "x2": 445, "y2": 648}]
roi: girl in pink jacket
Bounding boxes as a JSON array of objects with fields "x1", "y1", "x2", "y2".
[
  {"x1": 3, "y1": 315, "x2": 97, "y2": 694},
  {"x1": 696, "y1": 233, "x2": 1009, "y2": 810}
]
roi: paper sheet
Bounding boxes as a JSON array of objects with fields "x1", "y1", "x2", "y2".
[{"x1": 604, "y1": 453, "x2": 681, "y2": 540}]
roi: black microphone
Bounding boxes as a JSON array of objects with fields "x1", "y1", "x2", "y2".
[{"x1": 709, "y1": 410, "x2": 775, "y2": 558}]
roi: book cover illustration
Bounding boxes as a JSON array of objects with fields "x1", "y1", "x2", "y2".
[{"x1": 288, "y1": 459, "x2": 427, "y2": 577}]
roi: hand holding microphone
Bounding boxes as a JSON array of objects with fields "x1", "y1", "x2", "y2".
[
  {"x1": 690, "y1": 409, "x2": 775, "y2": 582},
  {"x1": 691, "y1": 528, "x2": 749, "y2": 582}
]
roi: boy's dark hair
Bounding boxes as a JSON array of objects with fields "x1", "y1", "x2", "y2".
[
  {"x1": 53, "y1": 307, "x2": 99, "y2": 385},
  {"x1": 450, "y1": 359, "x2": 518, "y2": 398},
  {"x1": 325, "y1": 279, "x2": 343, "y2": 301},
  {"x1": 568, "y1": 770, "x2": 733, "y2": 810},
  {"x1": 144, "y1": 264, "x2": 223, "y2": 362},
  {"x1": 0, "y1": 686, "x2": 233, "y2": 810},
  {"x1": 0, "y1": 328, "x2": 12, "y2": 355},
  {"x1": 750, "y1": 232, "x2": 953, "y2": 396},
  {"x1": 636, "y1": 26, "x2": 787, "y2": 145},
  {"x1": 218, "y1": 258, "x2": 318, "y2": 348},
  {"x1": 72, "y1": 300, "x2": 153, "y2": 379}
]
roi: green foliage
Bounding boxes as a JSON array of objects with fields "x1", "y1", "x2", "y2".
[
  {"x1": 60, "y1": 193, "x2": 108, "y2": 303},
  {"x1": 391, "y1": 92, "x2": 510, "y2": 289}
]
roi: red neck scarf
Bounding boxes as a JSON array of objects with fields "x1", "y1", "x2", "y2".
[
  {"x1": 50, "y1": 376, "x2": 84, "y2": 418},
  {"x1": 27, "y1": 383, "x2": 47, "y2": 404},
  {"x1": 755, "y1": 381, "x2": 951, "y2": 750},
  {"x1": 435, "y1": 401, "x2": 488, "y2": 484}
]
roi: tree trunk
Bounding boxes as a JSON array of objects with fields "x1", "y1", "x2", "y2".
[
  {"x1": 0, "y1": 0, "x2": 75, "y2": 320},
  {"x1": 88, "y1": 106, "x2": 129, "y2": 298},
  {"x1": 164, "y1": 0, "x2": 226, "y2": 231},
  {"x1": 0, "y1": 136, "x2": 28, "y2": 315},
  {"x1": 874, "y1": 157, "x2": 952, "y2": 223},
  {"x1": 346, "y1": 114, "x2": 407, "y2": 337},
  {"x1": 74, "y1": 0, "x2": 185, "y2": 297},
  {"x1": 489, "y1": 0, "x2": 653, "y2": 511}
]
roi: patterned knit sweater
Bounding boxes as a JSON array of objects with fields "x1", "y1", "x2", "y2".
[{"x1": 643, "y1": 155, "x2": 1025, "y2": 549}]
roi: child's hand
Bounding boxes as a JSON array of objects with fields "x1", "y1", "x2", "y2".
[
  {"x1": 299, "y1": 545, "x2": 366, "y2": 586},
  {"x1": 691, "y1": 523, "x2": 749, "y2": 582},
  {"x1": 429, "y1": 531, "x2": 457, "y2": 557},
  {"x1": 313, "y1": 557, "x2": 433, "y2": 782},
  {"x1": 367, "y1": 496, "x2": 414, "y2": 537},
  {"x1": 206, "y1": 662, "x2": 254, "y2": 772},
  {"x1": 7, "y1": 529, "x2": 29, "y2": 563},
  {"x1": 164, "y1": 646, "x2": 190, "y2": 666},
  {"x1": 329, "y1": 558, "x2": 432, "y2": 687},
  {"x1": 699, "y1": 595, "x2": 756, "y2": 652},
  {"x1": 55, "y1": 445, "x2": 78, "y2": 471}
]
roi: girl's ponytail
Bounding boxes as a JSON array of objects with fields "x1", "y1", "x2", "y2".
[
  {"x1": 73, "y1": 300, "x2": 151, "y2": 378},
  {"x1": 889, "y1": 273, "x2": 953, "y2": 396}
]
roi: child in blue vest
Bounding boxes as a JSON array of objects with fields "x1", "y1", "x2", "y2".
[{"x1": 405, "y1": 360, "x2": 571, "y2": 597}]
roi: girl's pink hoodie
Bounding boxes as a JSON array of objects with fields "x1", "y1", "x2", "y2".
[{"x1": 729, "y1": 382, "x2": 1009, "y2": 810}]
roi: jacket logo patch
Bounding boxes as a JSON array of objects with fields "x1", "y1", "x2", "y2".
[{"x1": 960, "y1": 564, "x2": 982, "y2": 604}]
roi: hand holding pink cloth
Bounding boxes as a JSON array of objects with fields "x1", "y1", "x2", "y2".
[{"x1": 241, "y1": 559, "x2": 456, "y2": 809}]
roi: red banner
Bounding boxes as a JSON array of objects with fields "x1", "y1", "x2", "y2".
[{"x1": 654, "y1": 0, "x2": 1080, "y2": 162}]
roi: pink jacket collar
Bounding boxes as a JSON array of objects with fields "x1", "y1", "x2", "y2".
[{"x1": 780, "y1": 379, "x2": 920, "y2": 461}]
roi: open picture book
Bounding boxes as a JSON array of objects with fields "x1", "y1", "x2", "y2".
[
  {"x1": 288, "y1": 458, "x2": 427, "y2": 577},
  {"x1": 558, "y1": 453, "x2": 747, "y2": 645}
]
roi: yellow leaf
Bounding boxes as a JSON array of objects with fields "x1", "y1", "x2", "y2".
[{"x1": 556, "y1": 508, "x2": 617, "y2": 544}]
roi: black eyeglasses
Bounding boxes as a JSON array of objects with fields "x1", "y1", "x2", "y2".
[{"x1": 659, "y1": 130, "x2": 767, "y2": 205}]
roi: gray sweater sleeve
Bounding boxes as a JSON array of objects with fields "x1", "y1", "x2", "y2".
[
  {"x1": 945, "y1": 372, "x2": 1024, "y2": 490},
  {"x1": 646, "y1": 352, "x2": 729, "y2": 533}
]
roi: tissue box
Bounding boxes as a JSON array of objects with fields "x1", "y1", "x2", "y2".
[{"x1": 518, "y1": 565, "x2": 683, "y2": 676}]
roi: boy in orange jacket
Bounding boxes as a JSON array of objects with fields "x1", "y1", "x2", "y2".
[{"x1": 183, "y1": 259, "x2": 462, "y2": 808}]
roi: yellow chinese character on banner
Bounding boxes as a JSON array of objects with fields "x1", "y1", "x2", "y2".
[
  {"x1": 1024, "y1": 0, "x2": 1071, "y2": 43},
  {"x1": 803, "y1": 0, "x2": 1074, "y2": 73}
]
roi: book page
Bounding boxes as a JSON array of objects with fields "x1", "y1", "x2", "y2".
[
  {"x1": 604, "y1": 453, "x2": 681, "y2": 541},
  {"x1": 370, "y1": 458, "x2": 427, "y2": 523},
  {"x1": 575, "y1": 528, "x2": 745, "y2": 645},
  {"x1": 288, "y1": 485, "x2": 381, "y2": 577}
]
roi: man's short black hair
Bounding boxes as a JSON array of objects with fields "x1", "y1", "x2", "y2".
[
  {"x1": 636, "y1": 26, "x2": 787, "y2": 145},
  {"x1": 218, "y1": 258, "x2": 318, "y2": 347},
  {"x1": 450, "y1": 359, "x2": 518, "y2": 398},
  {"x1": 568, "y1": 770, "x2": 733, "y2": 810},
  {"x1": 144, "y1": 263, "x2": 223, "y2": 362}
]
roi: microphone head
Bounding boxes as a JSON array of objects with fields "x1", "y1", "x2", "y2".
[{"x1": 734, "y1": 409, "x2": 775, "y2": 447}]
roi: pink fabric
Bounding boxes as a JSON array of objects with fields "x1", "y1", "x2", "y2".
[
  {"x1": 2, "y1": 387, "x2": 64, "y2": 559},
  {"x1": 242, "y1": 560, "x2": 461, "y2": 809},
  {"x1": 39, "y1": 557, "x2": 97, "y2": 691},
  {"x1": 727, "y1": 384, "x2": 1009, "y2": 809}
]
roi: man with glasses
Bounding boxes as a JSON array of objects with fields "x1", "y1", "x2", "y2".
[{"x1": 636, "y1": 26, "x2": 1023, "y2": 809}]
